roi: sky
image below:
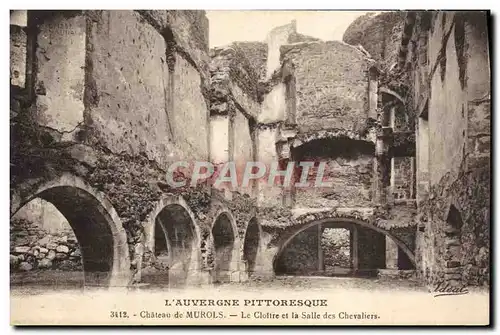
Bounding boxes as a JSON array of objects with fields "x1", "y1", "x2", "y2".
[{"x1": 206, "y1": 10, "x2": 375, "y2": 48}]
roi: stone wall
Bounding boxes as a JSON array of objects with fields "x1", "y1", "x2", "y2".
[
  {"x1": 137, "y1": 10, "x2": 209, "y2": 80},
  {"x1": 12, "y1": 199, "x2": 71, "y2": 234},
  {"x1": 10, "y1": 10, "x2": 215, "y2": 283},
  {"x1": 293, "y1": 138, "x2": 374, "y2": 209},
  {"x1": 426, "y1": 12, "x2": 468, "y2": 185},
  {"x1": 343, "y1": 12, "x2": 406, "y2": 71},
  {"x1": 391, "y1": 156, "x2": 415, "y2": 200},
  {"x1": 13, "y1": 10, "x2": 484, "y2": 288},
  {"x1": 231, "y1": 41, "x2": 267, "y2": 81},
  {"x1": 172, "y1": 55, "x2": 210, "y2": 161},
  {"x1": 27, "y1": 10, "x2": 210, "y2": 167},
  {"x1": 321, "y1": 228, "x2": 350, "y2": 269},
  {"x1": 209, "y1": 42, "x2": 260, "y2": 197},
  {"x1": 10, "y1": 217, "x2": 82, "y2": 273},
  {"x1": 233, "y1": 109, "x2": 254, "y2": 195},
  {"x1": 357, "y1": 227, "x2": 386, "y2": 271},
  {"x1": 210, "y1": 44, "x2": 260, "y2": 113},
  {"x1": 281, "y1": 41, "x2": 374, "y2": 134},
  {"x1": 10, "y1": 24, "x2": 26, "y2": 88},
  {"x1": 274, "y1": 225, "x2": 318, "y2": 275},
  {"x1": 409, "y1": 11, "x2": 490, "y2": 287}
]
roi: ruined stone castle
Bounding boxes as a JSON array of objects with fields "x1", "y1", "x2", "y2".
[{"x1": 10, "y1": 10, "x2": 490, "y2": 288}]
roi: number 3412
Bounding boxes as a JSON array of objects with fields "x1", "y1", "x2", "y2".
[{"x1": 110, "y1": 311, "x2": 129, "y2": 318}]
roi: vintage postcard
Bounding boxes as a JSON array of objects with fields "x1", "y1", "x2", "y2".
[{"x1": 9, "y1": 9, "x2": 491, "y2": 326}]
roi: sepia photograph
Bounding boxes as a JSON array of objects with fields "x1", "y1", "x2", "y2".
[{"x1": 8, "y1": 8, "x2": 491, "y2": 326}]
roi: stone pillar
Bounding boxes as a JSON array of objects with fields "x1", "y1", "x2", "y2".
[
  {"x1": 368, "y1": 68, "x2": 378, "y2": 120},
  {"x1": 255, "y1": 124, "x2": 282, "y2": 207},
  {"x1": 229, "y1": 241, "x2": 241, "y2": 283},
  {"x1": 284, "y1": 73, "x2": 297, "y2": 126},
  {"x1": 210, "y1": 112, "x2": 234, "y2": 199},
  {"x1": 385, "y1": 236, "x2": 399, "y2": 270},
  {"x1": 279, "y1": 126, "x2": 298, "y2": 208},
  {"x1": 374, "y1": 127, "x2": 393, "y2": 204},
  {"x1": 350, "y1": 226, "x2": 359, "y2": 273},
  {"x1": 255, "y1": 245, "x2": 279, "y2": 280},
  {"x1": 317, "y1": 223, "x2": 324, "y2": 273},
  {"x1": 276, "y1": 138, "x2": 295, "y2": 208},
  {"x1": 416, "y1": 117, "x2": 430, "y2": 205},
  {"x1": 390, "y1": 157, "x2": 395, "y2": 198},
  {"x1": 185, "y1": 244, "x2": 203, "y2": 287}
]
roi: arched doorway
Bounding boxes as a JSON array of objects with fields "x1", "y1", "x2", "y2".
[
  {"x1": 242, "y1": 217, "x2": 261, "y2": 275},
  {"x1": 444, "y1": 205, "x2": 463, "y2": 275},
  {"x1": 10, "y1": 174, "x2": 131, "y2": 289},
  {"x1": 149, "y1": 203, "x2": 197, "y2": 288},
  {"x1": 212, "y1": 212, "x2": 237, "y2": 283},
  {"x1": 273, "y1": 217, "x2": 415, "y2": 278}
]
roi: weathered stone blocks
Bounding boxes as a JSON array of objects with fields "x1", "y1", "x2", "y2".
[
  {"x1": 34, "y1": 12, "x2": 86, "y2": 133},
  {"x1": 10, "y1": 219, "x2": 83, "y2": 273},
  {"x1": 10, "y1": 25, "x2": 27, "y2": 88},
  {"x1": 281, "y1": 41, "x2": 374, "y2": 134}
]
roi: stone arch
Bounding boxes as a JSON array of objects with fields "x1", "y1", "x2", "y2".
[
  {"x1": 242, "y1": 217, "x2": 262, "y2": 275},
  {"x1": 142, "y1": 195, "x2": 201, "y2": 287},
  {"x1": 211, "y1": 210, "x2": 239, "y2": 283},
  {"x1": 10, "y1": 173, "x2": 131, "y2": 287},
  {"x1": 273, "y1": 215, "x2": 415, "y2": 275},
  {"x1": 292, "y1": 130, "x2": 375, "y2": 149}
]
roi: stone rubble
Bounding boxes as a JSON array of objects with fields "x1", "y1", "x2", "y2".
[{"x1": 10, "y1": 219, "x2": 83, "y2": 272}]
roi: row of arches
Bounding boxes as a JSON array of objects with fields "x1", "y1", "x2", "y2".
[
  {"x1": 11, "y1": 173, "x2": 417, "y2": 289},
  {"x1": 10, "y1": 174, "x2": 263, "y2": 288}
]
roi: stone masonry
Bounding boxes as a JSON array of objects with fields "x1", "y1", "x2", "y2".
[{"x1": 10, "y1": 10, "x2": 490, "y2": 289}]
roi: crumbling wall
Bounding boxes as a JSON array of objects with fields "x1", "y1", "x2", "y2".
[
  {"x1": 209, "y1": 43, "x2": 260, "y2": 198},
  {"x1": 12, "y1": 199, "x2": 70, "y2": 234},
  {"x1": 10, "y1": 217, "x2": 82, "y2": 273},
  {"x1": 293, "y1": 138, "x2": 374, "y2": 209},
  {"x1": 411, "y1": 11, "x2": 490, "y2": 287},
  {"x1": 463, "y1": 11, "x2": 490, "y2": 172},
  {"x1": 137, "y1": 10, "x2": 209, "y2": 80},
  {"x1": 10, "y1": 24, "x2": 26, "y2": 88},
  {"x1": 265, "y1": 20, "x2": 319, "y2": 78},
  {"x1": 281, "y1": 41, "x2": 374, "y2": 134},
  {"x1": 86, "y1": 11, "x2": 178, "y2": 164},
  {"x1": 294, "y1": 155, "x2": 373, "y2": 209},
  {"x1": 210, "y1": 44, "x2": 260, "y2": 117},
  {"x1": 11, "y1": 10, "x2": 214, "y2": 283},
  {"x1": 231, "y1": 41, "x2": 268, "y2": 81},
  {"x1": 343, "y1": 11, "x2": 406, "y2": 71},
  {"x1": 417, "y1": 166, "x2": 490, "y2": 286}
]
